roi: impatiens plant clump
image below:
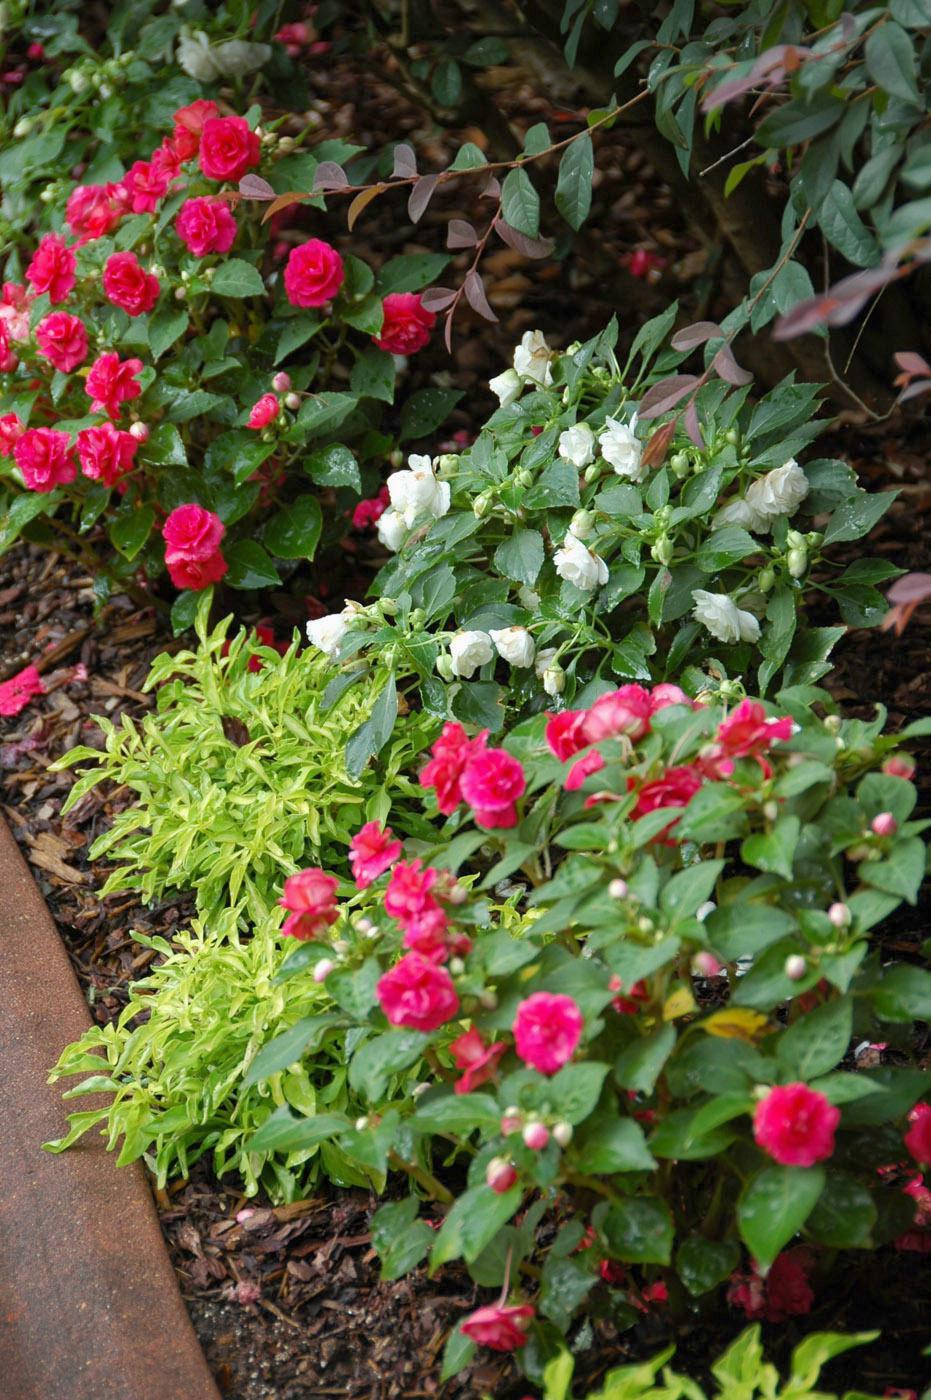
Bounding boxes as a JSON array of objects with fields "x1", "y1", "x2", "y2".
[
  {"x1": 239, "y1": 680, "x2": 931, "y2": 1386},
  {"x1": 0, "y1": 96, "x2": 456, "y2": 619},
  {"x1": 303, "y1": 316, "x2": 897, "y2": 755}
]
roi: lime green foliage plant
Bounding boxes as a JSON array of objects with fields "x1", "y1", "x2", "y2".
[
  {"x1": 540, "y1": 1325, "x2": 883, "y2": 1400},
  {"x1": 55, "y1": 596, "x2": 437, "y2": 923}
]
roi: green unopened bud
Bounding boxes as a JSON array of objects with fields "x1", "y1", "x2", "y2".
[
  {"x1": 378, "y1": 596, "x2": 399, "y2": 616},
  {"x1": 824, "y1": 714, "x2": 842, "y2": 734},
  {"x1": 436, "y1": 453, "x2": 459, "y2": 474},
  {"x1": 67, "y1": 69, "x2": 89, "y2": 93},
  {"x1": 436, "y1": 654, "x2": 455, "y2": 681},
  {"x1": 670, "y1": 450, "x2": 690, "y2": 478},
  {"x1": 13, "y1": 116, "x2": 33, "y2": 138},
  {"x1": 408, "y1": 608, "x2": 425, "y2": 629},
  {"x1": 277, "y1": 135, "x2": 295, "y2": 153},
  {"x1": 570, "y1": 509, "x2": 595, "y2": 539},
  {"x1": 651, "y1": 536, "x2": 674, "y2": 566},
  {"x1": 473, "y1": 491, "x2": 492, "y2": 518},
  {"x1": 806, "y1": 531, "x2": 823, "y2": 548},
  {"x1": 388, "y1": 449, "x2": 403, "y2": 469},
  {"x1": 583, "y1": 462, "x2": 602, "y2": 484},
  {"x1": 758, "y1": 566, "x2": 775, "y2": 593},
  {"x1": 786, "y1": 529, "x2": 806, "y2": 550},
  {"x1": 725, "y1": 428, "x2": 739, "y2": 445},
  {"x1": 515, "y1": 468, "x2": 533, "y2": 488},
  {"x1": 787, "y1": 547, "x2": 807, "y2": 578},
  {"x1": 174, "y1": 286, "x2": 187, "y2": 301}
]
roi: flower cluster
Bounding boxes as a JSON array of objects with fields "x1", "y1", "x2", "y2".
[{"x1": 420, "y1": 722, "x2": 526, "y2": 828}]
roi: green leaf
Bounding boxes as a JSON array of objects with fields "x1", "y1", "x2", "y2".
[
  {"x1": 741, "y1": 815, "x2": 800, "y2": 881},
  {"x1": 817, "y1": 181, "x2": 880, "y2": 268},
  {"x1": 412, "y1": 1092, "x2": 501, "y2": 1133},
  {"x1": 540, "y1": 1257, "x2": 593, "y2": 1331},
  {"x1": 246, "y1": 1107, "x2": 350, "y2": 1154},
  {"x1": 676, "y1": 1237, "x2": 740, "y2": 1296},
  {"x1": 350, "y1": 346, "x2": 395, "y2": 403},
  {"x1": 263, "y1": 495, "x2": 322, "y2": 559},
  {"x1": 224, "y1": 540, "x2": 281, "y2": 589},
  {"x1": 865, "y1": 21, "x2": 918, "y2": 104},
  {"x1": 573, "y1": 1115, "x2": 656, "y2": 1174},
  {"x1": 777, "y1": 996, "x2": 852, "y2": 1079},
  {"x1": 430, "y1": 1184, "x2": 522, "y2": 1269},
  {"x1": 378, "y1": 252, "x2": 451, "y2": 295},
  {"x1": 755, "y1": 94, "x2": 842, "y2": 148},
  {"x1": 432, "y1": 56, "x2": 462, "y2": 107},
  {"x1": 371, "y1": 1197, "x2": 436, "y2": 1280},
  {"x1": 449, "y1": 142, "x2": 486, "y2": 172},
  {"x1": 547, "y1": 1062, "x2": 610, "y2": 1124},
  {"x1": 614, "y1": 1024, "x2": 676, "y2": 1093},
  {"x1": 493, "y1": 528, "x2": 545, "y2": 586},
  {"x1": 345, "y1": 676, "x2": 398, "y2": 777},
  {"x1": 204, "y1": 429, "x2": 273, "y2": 486},
  {"x1": 274, "y1": 313, "x2": 322, "y2": 364},
  {"x1": 110, "y1": 506, "x2": 154, "y2": 561},
  {"x1": 823, "y1": 490, "x2": 896, "y2": 545},
  {"x1": 148, "y1": 307, "x2": 189, "y2": 360},
  {"x1": 170, "y1": 589, "x2": 200, "y2": 636},
  {"x1": 243, "y1": 1014, "x2": 345, "y2": 1085},
  {"x1": 440, "y1": 1325, "x2": 477, "y2": 1383},
  {"x1": 871, "y1": 964, "x2": 931, "y2": 1021},
  {"x1": 143, "y1": 422, "x2": 187, "y2": 466},
  {"x1": 555, "y1": 133, "x2": 594, "y2": 230},
  {"x1": 738, "y1": 1165, "x2": 824, "y2": 1267},
  {"x1": 211, "y1": 258, "x2": 266, "y2": 298},
  {"x1": 304, "y1": 443, "x2": 361, "y2": 492},
  {"x1": 805, "y1": 1171, "x2": 876, "y2": 1249},
  {"x1": 696, "y1": 526, "x2": 758, "y2": 572},
  {"x1": 501, "y1": 167, "x2": 541, "y2": 238},
  {"x1": 350, "y1": 1031, "x2": 429, "y2": 1101},
  {"x1": 602, "y1": 1197, "x2": 673, "y2": 1265},
  {"x1": 400, "y1": 388, "x2": 462, "y2": 442}
]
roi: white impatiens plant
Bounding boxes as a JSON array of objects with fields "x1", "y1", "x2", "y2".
[{"x1": 308, "y1": 311, "x2": 897, "y2": 744}]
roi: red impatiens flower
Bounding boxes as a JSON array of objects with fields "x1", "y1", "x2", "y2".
[
  {"x1": 278, "y1": 867, "x2": 340, "y2": 940},
  {"x1": 753, "y1": 1082, "x2": 839, "y2": 1167},
  {"x1": 283, "y1": 239, "x2": 345, "y2": 308},
  {"x1": 905, "y1": 1102, "x2": 931, "y2": 1165},
  {"x1": 247, "y1": 393, "x2": 279, "y2": 430},
  {"x1": 85, "y1": 352, "x2": 144, "y2": 418},
  {"x1": 76, "y1": 423, "x2": 138, "y2": 487},
  {"x1": 348, "y1": 821, "x2": 403, "y2": 889},
  {"x1": 513, "y1": 992, "x2": 584, "y2": 1075},
  {"x1": 26, "y1": 234, "x2": 76, "y2": 303},
  {"x1": 14, "y1": 428, "x2": 77, "y2": 492},
  {"x1": 102, "y1": 252, "x2": 160, "y2": 316},
  {"x1": 175, "y1": 196, "x2": 238, "y2": 256},
  {"x1": 376, "y1": 951, "x2": 459, "y2": 1031},
  {"x1": 460, "y1": 1303, "x2": 534, "y2": 1352},
  {"x1": 35, "y1": 312, "x2": 88, "y2": 373},
  {"x1": 199, "y1": 116, "x2": 261, "y2": 183},
  {"x1": 727, "y1": 1249, "x2": 814, "y2": 1322},
  {"x1": 459, "y1": 747, "x2": 526, "y2": 828},
  {"x1": 373, "y1": 293, "x2": 436, "y2": 355},
  {"x1": 420, "y1": 721, "x2": 489, "y2": 815},
  {"x1": 450, "y1": 1026, "x2": 506, "y2": 1094}
]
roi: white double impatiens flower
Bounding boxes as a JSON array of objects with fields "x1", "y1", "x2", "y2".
[
  {"x1": 376, "y1": 508, "x2": 409, "y2": 553},
  {"x1": 449, "y1": 630, "x2": 494, "y2": 678},
  {"x1": 598, "y1": 413, "x2": 644, "y2": 481},
  {"x1": 715, "y1": 458, "x2": 810, "y2": 534},
  {"x1": 306, "y1": 607, "x2": 354, "y2": 656},
  {"x1": 490, "y1": 626, "x2": 535, "y2": 668},
  {"x1": 692, "y1": 589, "x2": 761, "y2": 645},
  {"x1": 386, "y1": 454, "x2": 451, "y2": 529},
  {"x1": 489, "y1": 330, "x2": 556, "y2": 406},
  {"x1": 489, "y1": 368, "x2": 522, "y2": 408},
  {"x1": 553, "y1": 529, "x2": 609, "y2": 592},
  {"x1": 558, "y1": 422, "x2": 595, "y2": 469}
]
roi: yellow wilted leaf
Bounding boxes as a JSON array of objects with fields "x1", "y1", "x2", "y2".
[
  {"x1": 662, "y1": 985, "x2": 697, "y2": 1021},
  {"x1": 702, "y1": 1008, "x2": 770, "y2": 1041}
]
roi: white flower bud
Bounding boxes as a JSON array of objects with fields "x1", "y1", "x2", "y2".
[
  {"x1": 552, "y1": 1121, "x2": 573, "y2": 1147},
  {"x1": 313, "y1": 958, "x2": 335, "y2": 982},
  {"x1": 609, "y1": 879, "x2": 628, "y2": 898},
  {"x1": 784, "y1": 954, "x2": 807, "y2": 981}
]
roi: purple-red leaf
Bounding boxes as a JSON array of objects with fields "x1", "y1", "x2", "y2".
[
  {"x1": 898, "y1": 379, "x2": 931, "y2": 404},
  {"x1": 408, "y1": 174, "x2": 439, "y2": 223},
  {"x1": 420, "y1": 286, "x2": 458, "y2": 313},
  {"x1": 495, "y1": 220, "x2": 555, "y2": 259},
  {"x1": 894, "y1": 351, "x2": 931, "y2": 377},
  {"x1": 239, "y1": 174, "x2": 277, "y2": 201},
  {"x1": 641, "y1": 418, "x2": 679, "y2": 470},
  {"x1": 481, "y1": 176, "x2": 501, "y2": 200},
  {"x1": 773, "y1": 262, "x2": 900, "y2": 340},
  {"x1": 671, "y1": 320, "x2": 724, "y2": 352},
  {"x1": 684, "y1": 399, "x2": 703, "y2": 447},
  {"x1": 638, "y1": 375, "x2": 699, "y2": 420},
  {"x1": 463, "y1": 269, "x2": 498, "y2": 322},
  {"x1": 313, "y1": 161, "x2": 350, "y2": 192},
  {"x1": 392, "y1": 143, "x2": 418, "y2": 179},
  {"x1": 712, "y1": 344, "x2": 753, "y2": 386},
  {"x1": 447, "y1": 219, "x2": 478, "y2": 249}
]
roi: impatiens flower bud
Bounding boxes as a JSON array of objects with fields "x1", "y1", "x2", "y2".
[
  {"x1": 522, "y1": 1121, "x2": 550, "y2": 1151},
  {"x1": 609, "y1": 878, "x2": 628, "y2": 898},
  {"x1": 570, "y1": 508, "x2": 595, "y2": 538},
  {"x1": 883, "y1": 754, "x2": 916, "y2": 780},
  {"x1": 827, "y1": 902, "x2": 851, "y2": 929},
  {"x1": 129, "y1": 421, "x2": 149, "y2": 442},
  {"x1": 284, "y1": 391, "x2": 301, "y2": 410},
  {"x1": 692, "y1": 951, "x2": 722, "y2": 977},
  {"x1": 355, "y1": 1116, "x2": 369, "y2": 1132},
  {"x1": 871, "y1": 812, "x2": 898, "y2": 837},
  {"x1": 784, "y1": 954, "x2": 807, "y2": 981},
  {"x1": 485, "y1": 1157, "x2": 518, "y2": 1193},
  {"x1": 501, "y1": 1108, "x2": 522, "y2": 1135},
  {"x1": 313, "y1": 958, "x2": 335, "y2": 982},
  {"x1": 542, "y1": 665, "x2": 565, "y2": 697},
  {"x1": 552, "y1": 1121, "x2": 573, "y2": 1147},
  {"x1": 271, "y1": 371, "x2": 291, "y2": 392}
]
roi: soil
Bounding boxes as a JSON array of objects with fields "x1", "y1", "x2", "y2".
[{"x1": 3, "y1": 35, "x2": 931, "y2": 1400}]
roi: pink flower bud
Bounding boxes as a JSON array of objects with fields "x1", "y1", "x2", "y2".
[
  {"x1": 883, "y1": 754, "x2": 915, "y2": 780},
  {"x1": 485, "y1": 1157, "x2": 518, "y2": 1194},
  {"x1": 608, "y1": 878, "x2": 628, "y2": 898},
  {"x1": 284, "y1": 391, "x2": 301, "y2": 410},
  {"x1": 313, "y1": 957, "x2": 335, "y2": 982},
  {"x1": 522, "y1": 1121, "x2": 549, "y2": 1151},
  {"x1": 692, "y1": 951, "x2": 722, "y2": 977},
  {"x1": 271, "y1": 371, "x2": 292, "y2": 392},
  {"x1": 128, "y1": 421, "x2": 149, "y2": 442},
  {"x1": 552, "y1": 1121, "x2": 573, "y2": 1147},
  {"x1": 784, "y1": 954, "x2": 807, "y2": 981},
  {"x1": 827, "y1": 902, "x2": 850, "y2": 929},
  {"x1": 500, "y1": 1109, "x2": 522, "y2": 1136},
  {"x1": 871, "y1": 812, "x2": 898, "y2": 837}
]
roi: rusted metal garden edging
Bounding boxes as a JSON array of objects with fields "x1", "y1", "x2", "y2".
[{"x1": 0, "y1": 815, "x2": 221, "y2": 1400}]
